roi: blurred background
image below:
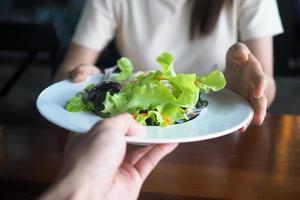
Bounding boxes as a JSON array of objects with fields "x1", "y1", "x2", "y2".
[{"x1": 0, "y1": 0, "x2": 299, "y2": 114}]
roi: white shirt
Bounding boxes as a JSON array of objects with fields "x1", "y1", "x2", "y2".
[{"x1": 72, "y1": 0, "x2": 283, "y2": 75}]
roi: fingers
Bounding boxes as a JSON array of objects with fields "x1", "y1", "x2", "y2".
[
  {"x1": 238, "y1": 92, "x2": 266, "y2": 132},
  {"x1": 245, "y1": 54, "x2": 267, "y2": 99},
  {"x1": 238, "y1": 120, "x2": 251, "y2": 133},
  {"x1": 133, "y1": 143, "x2": 178, "y2": 181},
  {"x1": 71, "y1": 64, "x2": 100, "y2": 83},
  {"x1": 125, "y1": 145, "x2": 155, "y2": 165},
  {"x1": 251, "y1": 94, "x2": 267, "y2": 125},
  {"x1": 252, "y1": 74, "x2": 267, "y2": 99},
  {"x1": 238, "y1": 126, "x2": 247, "y2": 134},
  {"x1": 244, "y1": 53, "x2": 267, "y2": 125}
]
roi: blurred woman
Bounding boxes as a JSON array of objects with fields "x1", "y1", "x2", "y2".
[{"x1": 55, "y1": 0, "x2": 283, "y2": 128}]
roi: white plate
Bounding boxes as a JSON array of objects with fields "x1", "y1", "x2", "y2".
[{"x1": 36, "y1": 75, "x2": 253, "y2": 144}]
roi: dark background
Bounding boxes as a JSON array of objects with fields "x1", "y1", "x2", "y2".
[{"x1": 275, "y1": 0, "x2": 300, "y2": 76}]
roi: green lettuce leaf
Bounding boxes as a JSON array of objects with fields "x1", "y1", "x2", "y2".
[
  {"x1": 156, "y1": 103, "x2": 186, "y2": 125},
  {"x1": 135, "y1": 111, "x2": 164, "y2": 126},
  {"x1": 168, "y1": 74, "x2": 199, "y2": 107},
  {"x1": 115, "y1": 57, "x2": 133, "y2": 81},
  {"x1": 156, "y1": 52, "x2": 176, "y2": 78},
  {"x1": 84, "y1": 83, "x2": 96, "y2": 93},
  {"x1": 65, "y1": 93, "x2": 94, "y2": 112},
  {"x1": 196, "y1": 70, "x2": 226, "y2": 94},
  {"x1": 103, "y1": 81, "x2": 177, "y2": 115}
]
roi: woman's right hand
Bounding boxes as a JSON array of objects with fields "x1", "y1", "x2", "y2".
[
  {"x1": 54, "y1": 43, "x2": 101, "y2": 82},
  {"x1": 70, "y1": 64, "x2": 101, "y2": 83}
]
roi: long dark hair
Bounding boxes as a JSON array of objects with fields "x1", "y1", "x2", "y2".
[{"x1": 190, "y1": 0, "x2": 225, "y2": 39}]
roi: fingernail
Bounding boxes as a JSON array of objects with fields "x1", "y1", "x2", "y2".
[
  {"x1": 254, "y1": 93, "x2": 260, "y2": 99},
  {"x1": 255, "y1": 118, "x2": 263, "y2": 126},
  {"x1": 234, "y1": 49, "x2": 248, "y2": 62}
]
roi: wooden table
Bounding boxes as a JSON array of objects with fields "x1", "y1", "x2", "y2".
[{"x1": 0, "y1": 100, "x2": 300, "y2": 199}]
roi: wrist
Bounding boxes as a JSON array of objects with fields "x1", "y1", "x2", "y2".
[{"x1": 40, "y1": 169, "x2": 106, "y2": 200}]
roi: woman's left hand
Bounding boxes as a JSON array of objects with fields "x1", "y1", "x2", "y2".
[{"x1": 224, "y1": 43, "x2": 268, "y2": 132}]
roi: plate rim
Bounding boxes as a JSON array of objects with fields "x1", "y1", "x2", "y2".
[{"x1": 36, "y1": 75, "x2": 254, "y2": 144}]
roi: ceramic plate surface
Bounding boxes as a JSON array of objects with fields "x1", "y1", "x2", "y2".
[{"x1": 37, "y1": 75, "x2": 253, "y2": 144}]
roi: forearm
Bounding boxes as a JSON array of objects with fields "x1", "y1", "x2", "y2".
[
  {"x1": 54, "y1": 43, "x2": 100, "y2": 81},
  {"x1": 39, "y1": 170, "x2": 105, "y2": 200},
  {"x1": 39, "y1": 176, "x2": 87, "y2": 200}
]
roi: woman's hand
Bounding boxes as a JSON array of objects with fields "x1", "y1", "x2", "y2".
[
  {"x1": 70, "y1": 64, "x2": 101, "y2": 83},
  {"x1": 40, "y1": 114, "x2": 178, "y2": 200},
  {"x1": 225, "y1": 43, "x2": 269, "y2": 132},
  {"x1": 54, "y1": 43, "x2": 101, "y2": 82}
]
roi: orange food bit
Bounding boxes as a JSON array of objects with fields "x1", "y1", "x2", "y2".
[
  {"x1": 141, "y1": 112, "x2": 148, "y2": 117},
  {"x1": 194, "y1": 80, "x2": 200, "y2": 87},
  {"x1": 163, "y1": 116, "x2": 171, "y2": 126}
]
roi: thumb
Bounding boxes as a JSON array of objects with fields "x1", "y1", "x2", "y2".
[
  {"x1": 226, "y1": 42, "x2": 250, "y2": 64},
  {"x1": 92, "y1": 113, "x2": 146, "y2": 137}
]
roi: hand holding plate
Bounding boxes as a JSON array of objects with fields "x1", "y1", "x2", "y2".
[{"x1": 225, "y1": 43, "x2": 268, "y2": 132}]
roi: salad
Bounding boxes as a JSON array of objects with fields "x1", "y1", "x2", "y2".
[{"x1": 65, "y1": 52, "x2": 226, "y2": 127}]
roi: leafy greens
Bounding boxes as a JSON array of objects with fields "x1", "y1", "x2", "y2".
[{"x1": 66, "y1": 52, "x2": 226, "y2": 127}]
